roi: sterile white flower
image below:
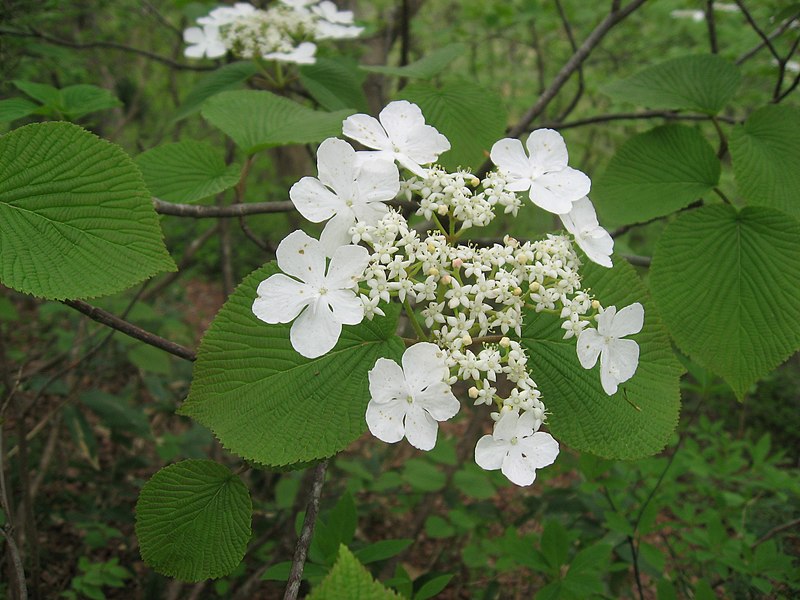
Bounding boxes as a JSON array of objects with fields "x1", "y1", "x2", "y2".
[
  {"x1": 252, "y1": 230, "x2": 369, "y2": 358},
  {"x1": 198, "y1": 2, "x2": 256, "y2": 27},
  {"x1": 264, "y1": 41, "x2": 317, "y2": 65},
  {"x1": 343, "y1": 100, "x2": 451, "y2": 177},
  {"x1": 313, "y1": 1, "x2": 363, "y2": 39},
  {"x1": 474, "y1": 409, "x2": 559, "y2": 486},
  {"x1": 290, "y1": 138, "x2": 399, "y2": 254},
  {"x1": 577, "y1": 302, "x2": 644, "y2": 395},
  {"x1": 490, "y1": 129, "x2": 591, "y2": 214},
  {"x1": 183, "y1": 25, "x2": 226, "y2": 59},
  {"x1": 366, "y1": 342, "x2": 460, "y2": 451},
  {"x1": 559, "y1": 197, "x2": 614, "y2": 268}
]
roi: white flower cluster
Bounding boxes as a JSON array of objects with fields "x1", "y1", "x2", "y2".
[
  {"x1": 252, "y1": 100, "x2": 645, "y2": 487},
  {"x1": 183, "y1": 0, "x2": 362, "y2": 64}
]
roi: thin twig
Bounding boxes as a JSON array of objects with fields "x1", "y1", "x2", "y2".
[
  {"x1": 554, "y1": 0, "x2": 585, "y2": 123},
  {"x1": 0, "y1": 28, "x2": 215, "y2": 71},
  {"x1": 0, "y1": 426, "x2": 27, "y2": 600},
  {"x1": 153, "y1": 198, "x2": 296, "y2": 218},
  {"x1": 735, "y1": 15, "x2": 799, "y2": 65},
  {"x1": 733, "y1": 1, "x2": 781, "y2": 62},
  {"x1": 283, "y1": 459, "x2": 329, "y2": 600},
  {"x1": 541, "y1": 110, "x2": 738, "y2": 131},
  {"x1": 705, "y1": 0, "x2": 718, "y2": 54},
  {"x1": 62, "y1": 300, "x2": 196, "y2": 362},
  {"x1": 752, "y1": 517, "x2": 800, "y2": 548}
]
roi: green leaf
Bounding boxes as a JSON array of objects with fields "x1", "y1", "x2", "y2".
[
  {"x1": 135, "y1": 459, "x2": 252, "y2": 582},
  {"x1": 650, "y1": 205, "x2": 800, "y2": 398},
  {"x1": 0, "y1": 122, "x2": 176, "y2": 300},
  {"x1": 730, "y1": 105, "x2": 800, "y2": 218},
  {"x1": 414, "y1": 574, "x2": 453, "y2": 600},
  {"x1": 307, "y1": 545, "x2": 402, "y2": 600},
  {"x1": 397, "y1": 80, "x2": 506, "y2": 171},
  {"x1": 13, "y1": 80, "x2": 61, "y2": 106},
  {"x1": 541, "y1": 520, "x2": 570, "y2": 570},
  {"x1": 603, "y1": 54, "x2": 740, "y2": 114},
  {"x1": 520, "y1": 257, "x2": 683, "y2": 460},
  {"x1": 174, "y1": 61, "x2": 258, "y2": 121},
  {"x1": 57, "y1": 84, "x2": 122, "y2": 119},
  {"x1": 63, "y1": 405, "x2": 99, "y2": 470},
  {"x1": 361, "y1": 44, "x2": 466, "y2": 79},
  {"x1": 202, "y1": 90, "x2": 354, "y2": 154},
  {"x1": 593, "y1": 124, "x2": 720, "y2": 226},
  {"x1": 135, "y1": 141, "x2": 241, "y2": 203},
  {"x1": 179, "y1": 262, "x2": 404, "y2": 467},
  {"x1": 0, "y1": 98, "x2": 38, "y2": 123},
  {"x1": 299, "y1": 57, "x2": 369, "y2": 113},
  {"x1": 80, "y1": 389, "x2": 151, "y2": 439},
  {"x1": 354, "y1": 539, "x2": 413, "y2": 565}
]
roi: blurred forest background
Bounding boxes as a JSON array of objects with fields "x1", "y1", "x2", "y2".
[{"x1": 0, "y1": 0, "x2": 798, "y2": 598}]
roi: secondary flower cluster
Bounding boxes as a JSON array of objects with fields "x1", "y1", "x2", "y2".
[
  {"x1": 183, "y1": 0, "x2": 362, "y2": 64},
  {"x1": 252, "y1": 100, "x2": 644, "y2": 486}
]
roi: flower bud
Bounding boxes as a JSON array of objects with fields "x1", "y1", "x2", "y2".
[
  {"x1": 428, "y1": 267, "x2": 439, "y2": 277},
  {"x1": 452, "y1": 258, "x2": 463, "y2": 269},
  {"x1": 499, "y1": 336, "x2": 511, "y2": 347},
  {"x1": 468, "y1": 386, "x2": 479, "y2": 399},
  {"x1": 462, "y1": 333, "x2": 473, "y2": 346},
  {"x1": 437, "y1": 204, "x2": 449, "y2": 216},
  {"x1": 441, "y1": 274, "x2": 452, "y2": 285},
  {"x1": 591, "y1": 299, "x2": 601, "y2": 309}
]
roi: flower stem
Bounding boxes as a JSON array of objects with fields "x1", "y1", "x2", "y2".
[{"x1": 403, "y1": 298, "x2": 427, "y2": 341}]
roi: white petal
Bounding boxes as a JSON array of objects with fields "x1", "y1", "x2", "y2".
[
  {"x1": 398, "y1": 124, "x2": 450, "y2": 166},
  {"x1": 401, "y1": 342, "x2": 448, "y2": 394},
  {"x1": 562, "y1": 196, "x2": 599, "y2": 225},
  {"x1": 609, "y1": 303, "x2": 644, "y2": 338},
  {"x1": 577, "y1": 229, "x2": 614, "y2": 268},
  {"x1": 184, "y1": 44, "x2": 206, "y2": 59},
  {"x1": 252, "y1": 274, "x2": 313, "y2": 324},
  {"x1": 490, "y1": 138, "x2": 532, "y2": 180},
  {"x1": 276, "y1": 230, "x2": 326, "y2": 286},
  {"x1": 326, "y1": 289, "x2": 364, "y2": 325},
  {"x1": 403, "y1": 403, "x2": 438, "y2": 451},
  {"x1": 368, "y1": 358, "x2": 410, "y2": 404},
  {"x1": 474, "y1": 435, "x2": 508, "y2": 471},
  {"x1": 518, "y1": 431, "x2": 559, "y2": 469},
  {"x1": 325, "y1": 243, "x2": 370, "y2": 289},
  {"x1": 501, "y1": 447, "x2": 538, "y2": 486},
  {"x1": 289, "y1": 177, "x2": 342, "y2": 222},
  {"x1": 595, "y1": 305, "x2": 617, "y2": 336},
  {"x1": 379, "y1": 100, "x2": 426, "y2": 141},
  {"x1": 353, "y1": 200, "x2": 390, "y2": 226},
  {"x1": 205, "y1": 40, "x2": 227, "y2": 59},
  {"x1": 526, "y1": 129, "x2": 569, "y2": 172},
  {"x1": 342, "y1": 113, "x2": 391, "y2": 152},
  {"x1": 289, "y1": 298, "x2": 341, "y2": 358},
  {"x1": 415, "y1": 382, "x2": 460, "y2": 421},
  {"x1": 320, "y1": 212, "x2": 356, "y2": 257},
  {"x1": 529, "y1": 168, "x2": 591, "y2": 214},
  {"x1": 183, "y1": 27, "x2": 205, "y2": 44},
  {"x1": 366, "y1": 398, "x2": 407, "y2": 443},
  {"x1": 394, "y1": 153, "x2": 429, "y2": 178},
  {"x1": 492, "y1": 409, "x2": 521, "y2": 441},
  {"x1": 601, "y1": 338, "x2": 640, "y2": 394},
  {"x1": 316, "y1": 138, "x2": 357, "y2": 200},
  {"x1": 355, "y1": 158, "x2": 400, "y2": 203},
  {"x1": 515, "y1": 410, "x2": 537, "y2": 438},
  {"x1": 576, "y1": 328, "x2": 604, "y2": 369}
]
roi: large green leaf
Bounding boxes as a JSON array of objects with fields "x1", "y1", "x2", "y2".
[
  {"x1": 202, "y1": 90, "x2": 354, "y2": 154},
  {"x1": 173, "y1": 61, "x2": 258, "y2": 121},
  {"x1": 179, "y1": 262, "x2": 404, "y2": 467},
  {"x1": 603, "y1": 54, "x2": 740, "y2": 114},
  {"x1": 307, "y1": 545, "x2": 402, "y2": 600},
  {"x1": 136, "y1": 460, "x2": 251, "y2": 582},
  {"x1": 651, "y1": 205, "x2": 800, "y2": 398},
  {"x1": 730, "y1": 105, "x2": 800, "y2": 218},
  {"x1": 521, "y1": 257, "x2": 682, "y2": 460},
  {"x1": 135, "y1": 140, "x2": 241, "y2": 203},
  {"x1": 397, "y1": 80, "x2": 506, "y2": 171},
  {"x1": 593, "y1": 124, "x2": 720, "y2": 226},
  {"x1": 361, "y1": 43, "x2": 466, "y2": 79},
  {"x1": 0, "y1": 122, "x2": 176, "y2": 299},
  {"x1": 300, "y1": 57, "x2": 369, "y2": 113},
  {"x1": 14, "y1": 80, "x2": 121, "y2": 120}
]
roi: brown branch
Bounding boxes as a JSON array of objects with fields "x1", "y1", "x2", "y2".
[
  {"x1": 0, "y1": 427, "x2": 27, "y2": 600},
  {"x1": 752, "y1": 517, "x2": 800, "y2": 548},
  {"x1": 0, "y1": 28, "x2": 215, "y2": 71},
  {"x1": 153, "y1": 198, "x2": 296, "y2": 218},
  {"x1": 733, "y1": 1, "x2": 781, "y2": 63},
  {"x1": 508, "y1": 0, "x2": 647, "y2": 138},
  {"x1": 540, "y1": 110, "x2": 738, "y2": 131},
  {"x1": 62, "y1": 299, "x2": 196, "y2": 362},
  {"x1": 283, "y1": 459, "x2": 328, "y2": 600},
  {"x1": 705, "y1": 0, "x2": 718, "y2": 54},
  {"x1": 554, "y1": 0, "x2": 585, "y2": 122},
  {"x1": 736, "y1": 15, "x2": 798, "y2": 65}
]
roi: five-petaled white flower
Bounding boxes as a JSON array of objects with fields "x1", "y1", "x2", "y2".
[
  {"x1": 474, "y1": 409, "x2": 559, "y2": 487},
  {"x1": 559, "y1": 197, "x2": 614, "y2": 268},
  {"x1": 577, "y1": 302, "x2": 644, "y2": 395},
  {"x1": 183, "y1": 25, "x2": 226, "y2": 59},
  {"x1": 343, "y1": 100, "x2": 451, "y2": 177},
  {"x1": 490, "y1": 129, "x2": 591, "y2": 214},
  {"x1": 290, "y1": 138, "x2": 399, "y2": 254},
  {"x1": 366, "y1": 343, "x2": 460, "y2": 451},
  {"x1": 252, "y1": 230, "x2": 369, "y2": 359}
]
